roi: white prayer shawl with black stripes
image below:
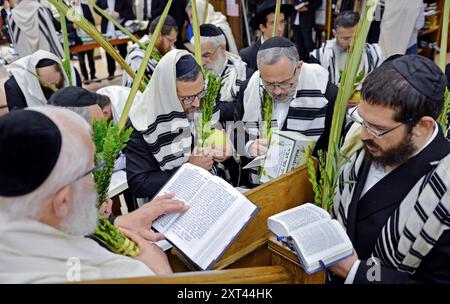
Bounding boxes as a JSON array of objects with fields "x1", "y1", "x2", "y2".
[
  {"x1": 217, "y1": 52, "x2": 248, "y2": 103},
  {"x1": 122, "y1": 35, "x2": 159, "y2": 88},
  {"x1": 310, "y1": 39, "x2": 383, "y2": 86},
  {"x1": 129, "y1": 49, "x2": 220, "y2": 172},
  {"x1": 334, "y1": 144, "x2": 450, "y2": 274},
  {"x1": 8, "y1": 50, "x2": 77, "y2": 107},
  {"x1": 242, "y1": 62, "x2": 330, "y2": 141},
  {"x1": 9, "y1": 0, "x2": 64, "y2": 59}
]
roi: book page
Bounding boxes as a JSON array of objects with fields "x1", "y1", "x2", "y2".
[
  {"x1": 291, "y1": 220, "x2": 352, "y2": 265},
  {"x1": 152, "y1": 164, "x2": 210, "y2": 232},
  {"x1": 164, "y1": 175, "x2": 258, "y2": 269},
  {"x1": 268, "y1": 203, "x2": 330, "y2": 236},
  {"x1": 259, "y1": 132, "x2": 296, "y2": 183},
  {"x1": 163, "y1": 178, "x2": 239, "y2": 261}
]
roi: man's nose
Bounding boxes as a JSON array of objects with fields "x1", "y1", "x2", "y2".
[{"x1": 191, "y1": 96, "x2": 201, "y2": 108}]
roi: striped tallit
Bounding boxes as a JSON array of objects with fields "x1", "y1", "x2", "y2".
[
  {"x1": 334, "y1": 132, "x2": 450, "y2": 274},
  {"x1": 9, "y1": 0, "x2": 64, "y2": 59},
  {"x1": 217, "y1": 52, "x2": 248, "y2": 103},
  {"x1": 129, "y1": 49, "x2": 220, "y2": 172},
  {"x1": 122, "y1": 35, "x2": 159, "y2": 88},
  {"x1": 242, "y1": 62, "x2": 330, "y2": 141},
  {"x1": 310, "y1": 39, "x2": 383, "y2": 86}
]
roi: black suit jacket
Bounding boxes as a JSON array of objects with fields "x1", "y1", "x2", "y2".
[
  {"x1": 291, "y1": 0, "x2": 322, "y2": 29},
  {"x1": 95, "y1": 0, "x2": 135, "y2": 34},
  {"x1": 239, "y1": 39, "x2": 261, "y2": 72},
  {"x1": 342, "y1": 132, "x2": 450, "y2": 283},
  {"x1": 68, "y1": 4, "x2": 95, "y2": 45}
]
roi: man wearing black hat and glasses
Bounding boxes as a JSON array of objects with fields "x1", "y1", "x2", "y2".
[
  {"x1": 239, "y1": 0, "x2": 294, "y2": 71},
  {"x1": 328, "y1": 55, "x2": 450, "y2": 283},
  {"x1": 0, "y1": 107, "x2": 189, "y2": 282}
]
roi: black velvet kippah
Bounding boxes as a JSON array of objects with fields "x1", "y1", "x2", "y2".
[
  {"x1": 176, "y1": 55, "x2": 198, "y2": 78},
  {"x1": 200, "y1": 24, "x2": 223, "y2": 37},
  {"x1": 259, "y1": 36, "x2": 295, "y2": 51},
  {"x1": 35, "y1": 58, "x2": 58, "y2": 68},
  {"x1": 48, "y1": 86, "x2": 99, "y2": 107},
  {"x1": 392, "y1": 55, "x2": 447, "y2": 102},
  {"x1": 0, "y1": 110, "x2": 62, "y2": 197}
]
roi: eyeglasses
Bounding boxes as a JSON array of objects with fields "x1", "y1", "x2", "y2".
[
  {"x1": 163, "y1": 35, "x2": 177, "y2": 45},
  {"x1": 261, "y1": 68, "x2": 297, "y2": 91},
  {"x1": 201, "y1": 46, "x2": 220, "y2": 61},
  {"x1": 178, "y1": 87, "x2": 206, "y2": 105},
  {"x1": 349, "y1": 107, "x2": 404, "y2": 138},
  {"x1": 57, "y1": 160, "x2": 105, "y2": 194}
]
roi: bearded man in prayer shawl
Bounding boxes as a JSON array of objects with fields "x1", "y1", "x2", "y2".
[
  {"x1": 234, "y1": 37, "x2": 338, "y2": 186},
  {"x1": 8, "y1": 0, "x2": 64, "y2": 58},
  {"x1": 122, "y1": 15, "x2": 179, "y2": 88},
  {"x1": 328, "y1": 55, "x2": 450, "y2": 284},
  {"x1": 0, "y1": 107, "x2": 189, "y2": 283},
  {"x1": 196, "y1": 24, "x2": 253, "y2": 123},
  {"x1": 126, "y1": 50, "x2": 235, "y2": 200},
  {"x1": 4, "y1": 50, "x2": 81, "y2": 111},
  {"x1": 310, "y1": 11, "x2": 383, "y2": 86}
]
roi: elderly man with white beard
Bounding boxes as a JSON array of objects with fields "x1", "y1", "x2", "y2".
[
  {"x1": 197, "y1": 24, "x2": 254, "y2": 123},
  {"x1": 0, "y1": 107, "x2": 188, "y2": 283}
]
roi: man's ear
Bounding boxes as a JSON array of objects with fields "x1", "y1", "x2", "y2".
[
  {"x1": 51, "y1": 186, "x2": 72, "y2": 220},
  {"x1": 412, "y1": 116, "x2": 435, "y2": 138},
  {"x1": 259, "y1": 23, "x2": 267, "y2": 34},
  {"x1": 220, "y1": 45, "x2": 226, "y2": 53},
  {"x1": 332, "y1": 29, "x2": 337, "y2": 38}
]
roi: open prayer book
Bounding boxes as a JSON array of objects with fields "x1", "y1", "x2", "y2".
[
  {"x1": 268, "y1": 203, "x2": 353, "y2": 274},
  {"x1": 244, "y1": 130, "x2": 315, "y2": 184},
  {"x1": 152, "y1": 163, "x2": 259, "y2": 270}
]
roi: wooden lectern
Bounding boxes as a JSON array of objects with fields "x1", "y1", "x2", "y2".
[{"x1": 84, "y1": 163, "x2": 326, "y2": 284}]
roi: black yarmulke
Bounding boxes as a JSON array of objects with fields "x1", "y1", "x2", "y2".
[
  {"x1": 35, "y1": 58, "x2": 58, "y2": 68},
  {"x1": 0, "y1": 110, "x2": 62, "y2": 197},
  {"x1": 48, "y1": 86, "x2": 99, "y2": 107},
  {"x1": 176, "y1": 54, "x2": 198, "y2": 78},
  {"x1": 392, "y1": 55, "x2": 447, "y2": 102},
  {"x1": 200, "y1": 24, "x2": 223, "y2": 37},
  {"x1": 259, "y1": 36, "x2": 295, "y2": 51}
]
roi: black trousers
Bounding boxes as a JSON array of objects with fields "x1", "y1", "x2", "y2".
[
  {"x1": 292, "y1": 25, "x2": 314, "y2": 62},
  {"x1": 78, "y1": 50, "x2": 96, "y2": 80},
  {"x1": 105, "y1": 43, "x2": 128, "y2": 77}
]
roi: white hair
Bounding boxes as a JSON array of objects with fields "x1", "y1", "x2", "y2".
[
  {"x1": 63, "y1": 106, "x2": 92, "y2": 124},
  {"x1": 0, "y1": 106, "x2": 92, "y2": 221},
  {"x1": 190, "y1": 34, "x2": 226, "y2": 50},
  {"x1": 257, "y1": 46, "x2": 299, "y2": 71}
]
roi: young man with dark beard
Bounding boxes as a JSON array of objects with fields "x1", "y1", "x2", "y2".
[{"x1": 327, "y1": 55, "x2": 450, "y2": 284}]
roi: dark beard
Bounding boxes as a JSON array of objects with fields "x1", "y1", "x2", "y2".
[{"x1": 363, "y1": 132, "x2": 417, "y2": 167}]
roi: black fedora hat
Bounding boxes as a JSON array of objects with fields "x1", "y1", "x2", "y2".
[{"x1": 250, "y1": 0, "x2": 295, "y2": 30}]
